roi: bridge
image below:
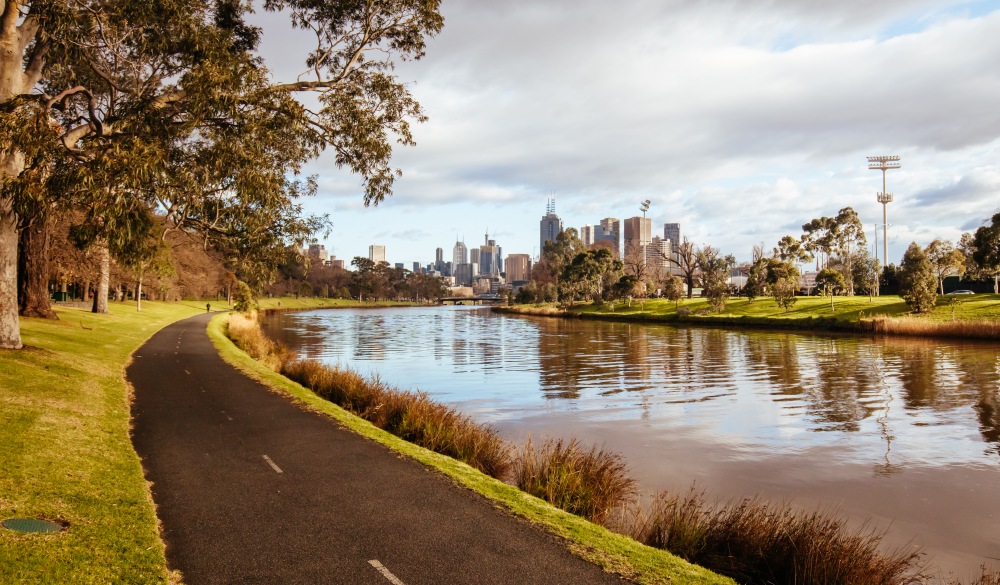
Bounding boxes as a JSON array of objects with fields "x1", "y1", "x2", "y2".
[{"x1": 436, "y1": 295, "x2": 504, "y2": 305}]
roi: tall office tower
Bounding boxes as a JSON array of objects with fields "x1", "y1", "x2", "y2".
[
  {"x1": 599, "y1": 217, "x2": 621, "y2": 256},
  {"x1": 623, "y1": 216, "x2": 652, "y2": 258},
  {"x1": 480, "y1": 232, "x2": 500, "y2": 276},
  {"x1": 505, "y1": 254, "x2": 532, "y2": 284},
  {"x1": 470, "y1": 248, "x2": 481, "y2": 273},
  {"x1": 454, "y1": 264, "x2": 472, "y2": 286},
  {"x1": 539, "y1": 198, "x2": 563, "y2": 256},
  {"x1": 394, "y1": 263, "x2": 404, "y2": 270},
  {"x1": 646, "y1": 236, "x2": 671, "y2": 278},
  {"x1": 435, "y1": 247, "x2": 444, "y2": 272},
  {"x1": 368, "y1": 245, "x2": 386, "y2": 263},
  {"x1": 581, "y1": 225, "x2": 596, "y2": 246},
  {"x1": 663, "y1": 223, "x2": 681, "y2": 246},
  {"x1": 412, "y1": 262, "x2": 420, "y2": 273},
  {"x1": 453, "y1": 240, "x2": 468, "y2": 266}
]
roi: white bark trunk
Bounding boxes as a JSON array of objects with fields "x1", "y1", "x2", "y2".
[
  {"x1": 135, "y1": 279, "x2": 142, "y2": 312},
  {"x1": 0, "y1": 190, "x2": 21, "y2": 348},
  {"x1": 92, "y1": 242, "x2": 110, "y2": 314}
]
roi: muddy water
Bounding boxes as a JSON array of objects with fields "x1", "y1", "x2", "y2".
[{"x1": 261, "y1": 306, "x2": 1000, "y2": 580}]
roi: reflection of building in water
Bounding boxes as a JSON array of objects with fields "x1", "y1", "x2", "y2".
[{"x1": 353, "y1": 315, "x2": 387, "y2": 360}]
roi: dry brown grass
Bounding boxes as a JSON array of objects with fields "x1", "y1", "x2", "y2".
[
  {"x1": 226, "y1": 312, "x2": 295, "y2": 371},
  {"x1": 280, "y1": 358, "x2": 512, "y2": 478},
  {"x1": 628, "y1": 487, "x2": 924, "y2": 585},
  {"x1": 512, "y1": 437, "x2": 637, "y2": 525},
  {"x1": 863, "y1": 315, "x2": 1000, "y2": 340}
]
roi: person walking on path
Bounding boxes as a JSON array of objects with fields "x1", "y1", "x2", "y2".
[{"x1": 128, "y1": 313, "x2": 626, "y2": 585}]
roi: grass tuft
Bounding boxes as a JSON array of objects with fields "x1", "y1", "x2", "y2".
[
  {"x1": 630, "y1": 488, "x2": 924, "y2": 585},
  {"x1": 512, "y1": 436, "x2": 637, "y2": 526}
]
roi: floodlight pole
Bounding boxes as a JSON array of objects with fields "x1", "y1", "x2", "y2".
[{"x1": 868, "y1": 155, "x2": 901, "y2": 269}]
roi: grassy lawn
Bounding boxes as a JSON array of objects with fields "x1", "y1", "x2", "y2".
[
  {"x1": 0, "y1": 296, "x2": 360, "y2": 584},
  {"x1": 209, "y1": 312, "x2": 735, "y2": 585},
  {"x1": 504, "y1": 293, "x2": 1000, "y2": 329}
]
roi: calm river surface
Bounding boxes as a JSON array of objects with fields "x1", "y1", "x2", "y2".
[{"x1": 261, "y1": 305, "x2": 1000, "y2": 579}]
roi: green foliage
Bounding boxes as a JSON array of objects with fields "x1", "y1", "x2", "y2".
[
  {"x1": 815, "y1": 268, "x2": 845, "y2": 295},
  {"x1": 899, "y1": 242, "x2": 938, "y2": 313},
  {"x1": 562, "y1": 248, "x2": 623, "y2": 302},
  {"x1": 972, "y1": 212, "x2": 1000, "y2": 292},
  {"x1": 765, "y1": 258, "x2": 800, "y2": 312},
  {"x1": 662, "y1": 275, "x2": 685, "y2": 307},
  {"x1": 696, "y1": 246, "x2": 736, "y2": 313},
  {"x1": 744, "y1": 258, "x2": 769, "y2": 303},
  {"x1": 232, "y1": 281, "x2": 256, "y2": 314},
  {"x1": 925, "y1": 239, "x2": 965, "y2": 295}
]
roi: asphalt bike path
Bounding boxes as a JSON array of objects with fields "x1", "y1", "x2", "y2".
[{"x1": 128, "y1": 313, "x2": 626, "y2": 584}]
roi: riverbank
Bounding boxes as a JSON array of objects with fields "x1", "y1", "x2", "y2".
[
  {"x1": 0, "y1": 297, "x2": 384, "y2": 583},
  {"x1": 495, "y1": 294, "x2": 1000, "y2": 340}
]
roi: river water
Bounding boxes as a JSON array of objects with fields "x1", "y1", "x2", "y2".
[{"x1": 261, "y1": 305, "x2": 1000, "y2": 580}]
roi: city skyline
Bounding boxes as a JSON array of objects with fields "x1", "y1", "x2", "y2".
[{"x1": 249, "y1": 2, "x2": 1000, "y2": 267}]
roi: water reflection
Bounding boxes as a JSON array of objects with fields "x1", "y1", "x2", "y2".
[{"x1": 261, "y1": 306, "x2": 1000, "y2": 576}]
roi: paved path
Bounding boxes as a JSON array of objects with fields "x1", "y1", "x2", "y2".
[{"x1": 128, "y1": 313, "x2": 626, "y2": 584}]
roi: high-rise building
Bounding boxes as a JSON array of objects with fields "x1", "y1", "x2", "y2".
[
  {"x1": 480, "y1": 232, "x2": 502, "y2": 277},
  {"x1": 539, "y1": 198, "x2": 563, "y2": 257},
  {"x1": 435, "y1": 247, "x2": 444, "y2": 273},
  {"x1": 598, "y1": 217, "x2": 620, "y2": 257},
  {"x1": 332, "y1": 259, "x2": 345, "y2": 270},
  {"x1": 453, "y1": 241, "x2": 468, "y2": 266},
  {"x1": 646, "y1": 236, "x2": 671, "y2": 278},
  {"x1": 581, "y1": 225, "x2": 596, "y2": 246},
  {"x1": 368, "y1": 245, "x2": 386, "y2": 263},
  {"x1": 623, "y1": 216, "x2": 652, "y2": 258},
  {"x1": 412, "y1": 261, "x2": 421, "y2": 273},
  {"x1": 394, "y1": 263, "x2": 404, "y2": 270},
  {"x1": 664, "y1": 223, "x2": 681, "y2": 246},
  {"x1": 469, "y1": 248, "x2": 481, "y2": 273},
  {"x1": 506, "y1": 254, "x2": 532, "y2": 284}
]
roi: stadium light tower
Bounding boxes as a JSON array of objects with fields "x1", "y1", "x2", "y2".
[
  {"x1": 640, "y1": 199, "x2": 651, "y2": 218},
  {"x1": 868, "y1": 155, "x2": 900, "y2": 268}
]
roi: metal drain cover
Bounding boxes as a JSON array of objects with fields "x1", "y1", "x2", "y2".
[{"x1": 2, "y1": 518, "x2": 64, "y2": 533}]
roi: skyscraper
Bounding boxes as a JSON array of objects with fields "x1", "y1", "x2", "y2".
[
  {"x1": 435, "y1": 247, "x2": 444, "y2": 273},
  {"x1": 506, "y1": 254, "x2": 532, "y2": 284},
  {"x1": 623, "y1": 216, "x2": 652, "y2": 258},
  {"x1": 581, "y1": 225, "x2": 596, "y2": 246},
  {"x1": 663, "y1": 223, "x2": 681, "y2": 246},
  {"x1": 646, "y1": 236, "x2": 671, "y2": 278},
  {"x1": 368, "y1": 245, "x2": 386, "y2": 263},
  {"x1": 480, "y1": 232, "x2": 502, "y2": 277},
  {"x1": 539, "y1": 198, "x2": 563, "y2": 257},
  {"x1": 453, "y1": 240, "x2": 468, "y2": 266}
]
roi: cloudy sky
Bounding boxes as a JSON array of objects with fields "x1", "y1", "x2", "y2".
[{"x1": 251, "y1": 0, "x2": 1000, "y2": 268}]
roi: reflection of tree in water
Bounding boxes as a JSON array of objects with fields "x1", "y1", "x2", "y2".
[
  {"x1": 741, "y1": 333, "x2": 806, "y2": 399},
  {"x1": 940, "y1": 343, "x2": 1000, "y2": 457},
  {"x1": 803, "y1": 337, "x2": 881, "y2": 432}
]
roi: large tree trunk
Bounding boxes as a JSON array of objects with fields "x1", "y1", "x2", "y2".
[
  {"x1": 0, "y1": 190, "x2": 21, "y2": 348},
  {"x1": 92, "y1": 241, "x2": 110, "y2": 314},
  {"x1": 0, "y1": 150, "x2": 24, "y2": 348},
  {"x1": 135, "y1": 278, "x2": 142, "y2": 312},
  {"x1": 17, "y1": 205, "x2": 56, "y2": 319}
]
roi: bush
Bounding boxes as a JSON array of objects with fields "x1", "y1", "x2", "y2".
[
  {"x1": 630, "y1": 488, "x2": 924, "y2": 585},
  {"x1": 232, "y1": 281, "x2": 257, "y2": 314},
  {"x1": 512, "y1": 437, "x2": 636, "y2": 525},
  {"x1": 899, "y1": 242, "x2": 938, "y2": 313}
]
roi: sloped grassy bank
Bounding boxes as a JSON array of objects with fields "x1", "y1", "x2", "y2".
[
  {"x1": 219, "y1": 308, "x2": 973, "y2": 585},
  {"x1": 496, "y1": 294, "x2": 1000, "y2": 340}
]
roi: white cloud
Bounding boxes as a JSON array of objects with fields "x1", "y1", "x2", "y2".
[{"x1": 249, "y1": 0, "x2": 1000, "y2": 265}]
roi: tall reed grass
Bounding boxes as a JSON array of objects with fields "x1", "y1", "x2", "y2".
[
  {"x1": 280, "y1": 358, "x2": 512, "y2": 478},
  {"x1": 628, "y1": 488, "x2": 922, "y2": 585},
  {"x1": 863, "y1": 315, "x2": 1000, "y2": 340},
  {"x1": 512, "y1": 437, "x2": 637, "y2": 525}
]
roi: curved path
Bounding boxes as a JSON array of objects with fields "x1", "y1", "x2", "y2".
[{"x1": 128, "y1": 313, "x2": 625, "y2": 584}]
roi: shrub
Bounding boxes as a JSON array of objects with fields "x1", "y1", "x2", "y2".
[
  {"x1": 630, "y1": 488, "x2": 923, "y2": 585},
  {"x1": 899, "y1": 242, "x2": 938, "y2": 313},
  {"x1": 512, "y1": 437, "x2": 636, "y2": 525}
]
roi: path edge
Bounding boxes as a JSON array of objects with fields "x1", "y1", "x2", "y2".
[{"x1": 205, "y1": 312, "x2": 735, "y2": 585}]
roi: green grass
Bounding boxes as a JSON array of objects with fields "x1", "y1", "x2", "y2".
[
  {"x1": 501, "y1": 294, "x2": 1000, "y2": 334},
  {"x1": 0, "y1": 296, "x2": 378, "y2": 584},
  {"x1": 0, "y1": 300, "x2": 207, "y2": 584},
  {"x1": 208, "y1": 312, "x2": 736, "y2": 585}
]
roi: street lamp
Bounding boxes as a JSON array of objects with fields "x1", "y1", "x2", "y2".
[{"x1": 868, "y1": 155, "x2": 900, "y2": 268}]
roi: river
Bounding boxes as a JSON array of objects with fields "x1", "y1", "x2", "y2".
[{"x1": 260, "y1": 305, "x2": 1000, "y2": 580}]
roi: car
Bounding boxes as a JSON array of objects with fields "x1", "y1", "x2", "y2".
[{"x1": 946, "y1": 289, "x2": 975, "y2": 295}]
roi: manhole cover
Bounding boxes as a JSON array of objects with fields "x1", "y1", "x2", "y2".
[{"x1": 2, "y1": 518, "x2": 64, "y2": 534}]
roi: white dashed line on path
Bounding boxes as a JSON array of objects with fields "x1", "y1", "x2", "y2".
[
  {"x1": 262, "y1": 455, "x2": 283, "y2": 474},
  {"x1": 368, "y1": 560, "x2": 406, "y2": 585}
]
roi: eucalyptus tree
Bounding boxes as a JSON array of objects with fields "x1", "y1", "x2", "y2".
[
  {"x1": 801, "y1": 207, "x2": 866, "y2": 295},
  {"x1": 971, "y1": 213, "x2": 1000, "y2": 294},
  {"x1": 670, "y1": 237, "x2": 700, "y2": 298},
  {"x1": 773, "y1": 235, "x2": 813, "y2": 266},
  {"x1": 0, "y1": 0, "x2": 444, "y2": 349},
  {"x1": 696, "y1": 245, "x2": 735, "y2": 313},
  {"x1": 765, "y1": 258, "x2": 800, "y2": 312},
  {"x1": 925, "y1": 239, "x2": 965, "y2": 295}
]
